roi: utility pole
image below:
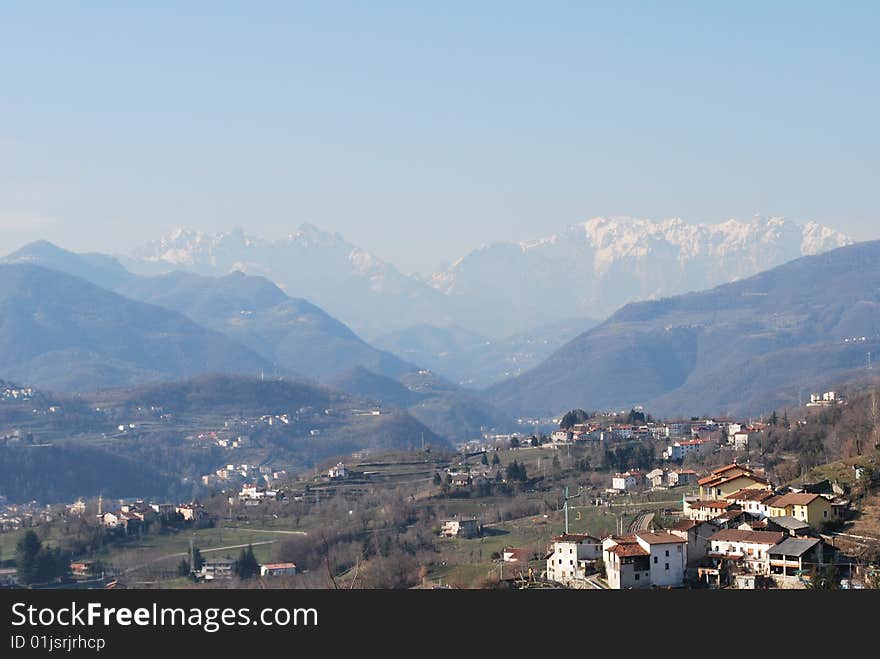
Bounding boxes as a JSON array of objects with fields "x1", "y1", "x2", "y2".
[
  {"x1": 562, "y1": 486, "x2": 583, "y2": 535},
  {"x1": 564, "y1": 486, "x2": 569, "y2": 533}
]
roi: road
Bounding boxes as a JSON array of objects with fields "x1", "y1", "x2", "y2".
[{"x1": 220, "y1": 528, "x2": 307, "y2": 536}]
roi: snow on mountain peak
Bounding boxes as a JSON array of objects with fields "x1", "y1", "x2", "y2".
[{"x1": 429, "y1": 215, "x2": 855, "y2": 323}]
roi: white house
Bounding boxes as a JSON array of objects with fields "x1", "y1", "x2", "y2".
[
  {"x1": 328, "y1": 462, "x2": 348, "y2": 479},
  {"x1": 602, "y1": 531, "x2": 687, "y2": 589},
  {"x1": 611, "y1": 471, "x2": 644, "y2": 492},
  {"x1": 239, "y1": 484, "x2": 265, "y2": 500},
  {"x1": 149, "y1": 503, "x2": 175, "y2": 517},
  {"x1": 707, "y1": 529, "x2": 785, "y2": 575},
  {"x1": 732, "y1": 432, "x2": 752, "y2": 451},
  {"x1": 551, "y1": 429, "x2": 572, "y2": 443},
  {"x1": 666, "y1": 470, "x2": 698, "y2": 487},
  {"x1": 683, "y1": 499, "x2": 741, "y2": 521},
  {"x1": 725, "y1": 488, "x2": 777, "y2": 518},
  {"x1": 664, "y1": 439, "x2": 712, "y2": 461},
  {"x1": 199, "y1": 558, "x2": 235, "y2": 580},
  {"x1": 646, "y1": 469, "x2": 666, "y2": 489},
  {"x1": 545, "y1": 534, "x2": 602, "y2": 585},
  {"x1": 260, "y1": 562, "x2": 297, "y2": 577},
  {"x1": 176, "y1": 503, "x2": 205, "y2": 521},
  {"x1": 440, "y1": 517, "x2": 480, "y2": 539}
]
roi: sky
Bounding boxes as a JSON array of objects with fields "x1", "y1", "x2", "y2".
[{"x1": 1, "y1": 1, "x2": 878, "y2": 275}]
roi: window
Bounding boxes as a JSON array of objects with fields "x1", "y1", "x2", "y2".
[
  {"x1": 824, "y1": 510, "x2": 828, "y2": 518},
  {"x1": 653, "y1": 556, "x2": 658, "y2": 564},
  {"x1": 558, "y1": 559, "x2": 562, "y2": 565},
  {"x1": 665, "y1": 549, "x2": 669, "y2": 557},
  {"x1": 635, "y1": 574, "x2": 640, "y2": 580},
  {"x1": 665, "y1": 563, "x2": 669, "y2": 570}
]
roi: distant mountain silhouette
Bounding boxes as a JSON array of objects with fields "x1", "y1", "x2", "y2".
[
  {"x1": 489, "y1": 240, "x2": 880, "y2": 418},
  {"x1": 116, "y1": 270, "x2": 415, "y2": 381},
  {"x1": 330, "y1": 366, "x2": 516, "y2": 440},
  {"x1": 0, "y1": 263, "x2": 270, "y2": 391},
  {"x1": 373, "y1": 317, "x2": 598, "y2": 387},
  {"x1": 3, "y1": 242, "x2": 415, "y2": 382}
]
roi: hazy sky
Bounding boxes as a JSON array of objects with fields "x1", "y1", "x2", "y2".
[{"x1": 1, "y1": 2, "x2": 878, "y2": 274}]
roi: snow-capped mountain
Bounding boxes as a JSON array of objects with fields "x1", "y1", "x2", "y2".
[
  {"x1": 129, "y1": 224, "x2": 467, "y2": 338},
  {"x1": 129, "y1": 216, "x2": 853, "y2": 340},
  {"x1": 430, "y1": 216, "x2": 853, "y2": 328}
]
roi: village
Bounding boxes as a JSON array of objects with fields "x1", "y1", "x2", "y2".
[
  {"x1": 2, "y1": 388, "x2": 879, "y2": 590},
  {"x1": 531, "y1": 462, "x2": 857, "y2": 589}
]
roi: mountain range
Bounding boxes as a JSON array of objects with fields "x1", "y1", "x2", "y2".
[
  {"x1": 0, "y1": 262, "x2": 271, "y2": 392},
  {"x1": 488, "y1": 239, "x2": 880, "y2": 419},
  {"x1": 0, "y1": 242, "x2": 516, "y2": 440},
  {"x1": 3, "y1": 241, "x2": 413, "y2": 381},
  {"x1": 129, "y1": 216, "x2": 851, "y2": 340},
  {"x1": 0, "y1": 216, "x2": 867, "y2": 433}
]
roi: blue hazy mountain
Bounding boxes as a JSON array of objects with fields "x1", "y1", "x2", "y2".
[{"x1": 489, "y1": 240, "x2": 880, "y2": 418}]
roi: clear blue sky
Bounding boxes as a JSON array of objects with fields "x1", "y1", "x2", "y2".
[{"x1": 1, "y1": 2, "x2": 878, "y2": 274}]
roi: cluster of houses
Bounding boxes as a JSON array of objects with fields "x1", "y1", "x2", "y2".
[
  {"x1": 328, "y1": 462, "x2": 348, "y2": 479},
  {"x1": 187, "y1": 429, "x2": 251, "y2": 449},
  {"x1": 806, "y1": 391, "x2": 845, "y2": 408},
  {"x1": 542, "y1": 463, "x2": 853, "y2": 589},
  {"x1": 0, "y1": 500, "x2": 55, "y2": 532},
  {"x1": 1, "y1": 384, "x2": 34, "y2": 401},
  {"x1": 201, "y1": 463, "x2": 287, "y2": 488},
  {"x1": 0, "y1": 428, "x2": 34, "y2": 447},
  {"x1": 232, "y1": 484, "x2": 282, "y2": 505},
  {"x1": 532, "y1": 416, "x2": 774, "y2": 459},
  {"x1": 194, "y1": 558, "x2": 298, "y2": 581},
  {"x1": 663, "y1": 421, "x2": 772, "y2": 457},
  {"x1": 440, "y1": 516, "x2": 481, "y2": 539},
  {"x1": 97, "y1": 500, "x2": 209, "y2": 532},
  {"x1": 611, "y1": 468, "x2": 700, "y2": 492}
]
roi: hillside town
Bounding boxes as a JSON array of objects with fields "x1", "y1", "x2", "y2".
[
  {"x1": 538, "y1": 462, "x2": 856, "y2": 589},
  {"x1": 2, "y1": 390, "x2": 879, "y2": 591}
]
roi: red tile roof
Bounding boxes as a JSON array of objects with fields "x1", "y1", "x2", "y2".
[
  {"x1": 726, "y1": 488, "x2": 776, "y2": 502},
  {"x1": 552, "y1": 534, "x2": 599, "y2": 543},
  {"x1": 769, "y1": 493, "x2": 823, "y2": 507},
  {"x1": 609, "y1": 543, "x2": 650, "y2": 558},
  {"x1": 699, "y1": 473, "x2": 769, "y2": 488}
]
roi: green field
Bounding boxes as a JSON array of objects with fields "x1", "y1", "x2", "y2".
[
  {"x1": 75, "y1": 524, "x2": 304, "y2": 580},
  {"x1": 0, "y1": 524, "x2": 68, "y2": 567},
  {"x1": 425, "y1": 488, "x2": 690, "y2": 587}
]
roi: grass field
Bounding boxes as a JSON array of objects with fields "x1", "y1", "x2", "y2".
[
  {"x1": 0, "y1": 523, "x2": 68, "y2": 567},
  {"x1": 425, "y1": 488, "x2": 690, "y2": 587},
  {"x1": 75, "y1": 524, "x2": 303, "y2": 579}
]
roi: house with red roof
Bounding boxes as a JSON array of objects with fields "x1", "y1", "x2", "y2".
[{"x1": 602, "y1": 531, "x2": 687, "y2": 589}]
